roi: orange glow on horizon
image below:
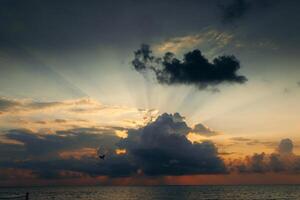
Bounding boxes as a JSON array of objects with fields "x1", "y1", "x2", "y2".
[{"x1": 115, "y1": 148, "x2": 127, "y2": 155}]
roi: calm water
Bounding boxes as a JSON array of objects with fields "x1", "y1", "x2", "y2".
[{"x1": 1, "y1": 185, "x2": 300, "y2": 200}]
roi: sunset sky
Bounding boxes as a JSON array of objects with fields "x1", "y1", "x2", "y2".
[{"x1": 1, "y1": 0, "x2": 300, "y2": 186}]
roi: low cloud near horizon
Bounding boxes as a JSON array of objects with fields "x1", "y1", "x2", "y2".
[{"x1": 1, "y1": 111, "x2": 300, "y2": 183}]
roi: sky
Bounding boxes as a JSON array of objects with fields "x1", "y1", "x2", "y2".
[{"x1": 1, "y1": 0, "x2": 300, "y2": 186}]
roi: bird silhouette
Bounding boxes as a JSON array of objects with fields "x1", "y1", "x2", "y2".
[{"x1": 97, "y1": 147, "x2": 106, "y2": 160}]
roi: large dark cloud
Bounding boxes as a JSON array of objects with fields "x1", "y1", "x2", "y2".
[
  {"x1": 0, "y1": 113, "x2": 226, "y2": 179},
  {"x1": 132, "y1": 44, "x2": 247, "y2": 90},
  {"x1": 118, "y1": 113, "x2": 226, "y2": 175},
  {"x1": 2, "y1": 121, "x2": 300, "y2": 180},
  {"x1": 3, "y1": 115, "x2": 300, "y2": 181},
  {"x1": 2, "y1": 128, "x2": 119, "y2": 159},
  {"x1": 0, "y1": 127, "x2": 134, "y2": 178}
]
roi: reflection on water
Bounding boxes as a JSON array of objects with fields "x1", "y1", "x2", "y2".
[{"x1": 1, "y1": 185, "x2": 300, "y2": 200}]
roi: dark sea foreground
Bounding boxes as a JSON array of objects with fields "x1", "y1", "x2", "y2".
[{"x1": 1, "y1": 185, "x2": 300, "y2": 200}]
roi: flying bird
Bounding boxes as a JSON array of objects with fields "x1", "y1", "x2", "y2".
[
  {"x1": 99, "y1": 154, "x2": 105, "y2": 160},
  {"x1": 97, "y1": 147, "x2": 106, "y2": 160}
]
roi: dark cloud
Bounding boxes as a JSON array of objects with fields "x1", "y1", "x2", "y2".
[
  {"x1": 230, "y1": 139, "x2": 300, "y2": 173},
  {"x1": 0, "y1": 154, "x2": 136, "y2": 179},
  {"x1": 0, "y1": 142, "x2": 26, "y2": 161},
  {"x1": 219, "y1": 0, "x2": 274, "y2": 23},
  {"x1": 269, "y1": 153, "x2": 285, "y2": 172},
  {"x1": 3, "y1": 117, "x2": 300, "y2": 180},
  {"x1": 118, "y1": 113, "x2": 226, "y2": 175},
  {"x1": 3, "y1": 128, "x2": 119, "y2": 159},
  {"x1": 278, "y1": 138, "x2": 293, "y2": 154},
  {"x1": 246, "y1": 153, "x2": 267, "y2": 173},
  {"x1": 0, "y1": 113, "x2": 226, "y2": 179},
  {"x1": 132, "y1": 44, "x2": 247, "y2": 90},
  {"x1": 0, "y1": 127, "x2": 135, "y2": 178}
]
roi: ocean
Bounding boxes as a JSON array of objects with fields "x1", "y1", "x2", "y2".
[{"x1": 1, "y1": 185, "x2": 300, "y2": 200}]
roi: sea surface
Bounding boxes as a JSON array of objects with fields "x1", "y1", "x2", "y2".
[{"x1": 1, "y1": 185, "x2": 300, "y2": 200}]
